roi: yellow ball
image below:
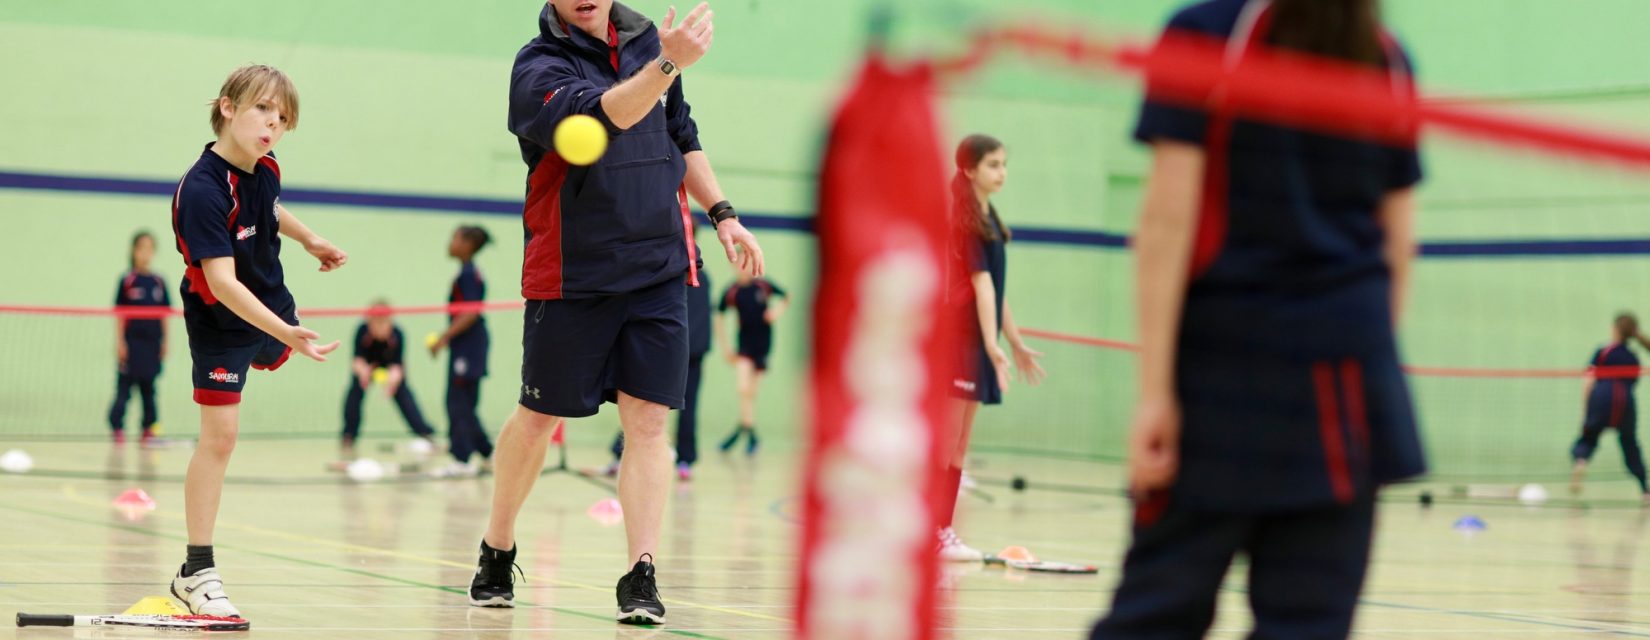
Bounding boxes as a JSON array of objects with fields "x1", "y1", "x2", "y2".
[
  {"x1": 425, "y1": 333, "x2": 440, "y2": 348},
  {"x1": 554, "y1": 114, "x2": 608, "y2": 166},
  {"x1": 373, "y1": 368, "x2": 388, "y2": 384}
]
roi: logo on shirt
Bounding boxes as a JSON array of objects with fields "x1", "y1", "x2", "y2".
[
  {"x1": 544, "y1": 86, "x2": 565, "y2": 105},
  {"x1": 236, "y1": 225, "x2": 257, "y2": 241},
  {"x1": 207, "y1": 367, "x2": 240, "y2": 385},
  {"x1": 127, "y1": 287, "x2": 145, "y2": 300}
]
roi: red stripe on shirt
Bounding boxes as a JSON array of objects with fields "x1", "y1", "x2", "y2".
[
  {"x1": 1188, "y1": 5, "x2": 1274, "y2": 279},
  {"x1": 258, "y1": 154, "x2": 281, "y2": 180},
  {"x1": 225, "y1": 172, "x2": 241, "y2": 232},
  {"x1": 1313, "y1": 361, "x2": 1354, "y2": 504},
  {"x1": 522, "y1": 154, "x2": 570, "y2": 299}
]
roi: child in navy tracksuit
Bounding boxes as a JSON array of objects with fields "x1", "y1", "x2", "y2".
[
  {"x1": 1569, "y1": 313, "x2": 1650, "y2": 503},
  {"x1": 430, "y1": 225, "x2": 495, "y2": 477},
  {"x1": 341, "y1": 302, "x2": 436, "y2": 454},
  {"x1": 716, "y1": 271, "x2": 787, "y2": 455},
  {"x1": 1092, "y1": 1, "x2": 1426, "y2": 637},
  {"x1": 109, "y1": 230, "x2": 171, "y2": 445}
]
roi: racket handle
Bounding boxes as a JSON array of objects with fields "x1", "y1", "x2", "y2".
[{"x1": 16, "y1": 613, "x2": 74, "y2": 627}]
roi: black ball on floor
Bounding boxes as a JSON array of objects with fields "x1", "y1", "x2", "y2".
[
  {"x1": 1010, "y1": 475, "x2": 1028, "y2": 492},
  {"x1": 1419, "y1": 491, "x2": 1433, "y2": 507}
]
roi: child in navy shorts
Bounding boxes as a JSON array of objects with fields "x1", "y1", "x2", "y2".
[
  {"x1": 715, "y1": 271, "x2": 788, "y2": 455},
  {"x1": 167, "y1": 64, "x2": 348, "y2": 620}
]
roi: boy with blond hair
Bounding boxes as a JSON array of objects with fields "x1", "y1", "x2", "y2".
[{"x1": 167, "y1": 64, "x2": 348, "y2": 618}]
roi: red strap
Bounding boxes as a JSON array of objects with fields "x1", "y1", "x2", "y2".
[{"x1": 679, "y1": 185, "x2": 699, "y2": 287}]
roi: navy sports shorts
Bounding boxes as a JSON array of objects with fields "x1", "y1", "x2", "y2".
[
  {"x1": 520, "y1": 278, "x2": 688, "y2": 418},
  {"x1": 186, "y1": 305, "x2": 298, "y2": 406}
]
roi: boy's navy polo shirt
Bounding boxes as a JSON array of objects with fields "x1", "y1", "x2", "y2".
[{"x1": 170, "y1": 144, "x2": 295, "y2": 342}]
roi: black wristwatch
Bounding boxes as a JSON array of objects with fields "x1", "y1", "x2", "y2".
[
  {"x1": 658, "y1": 58, "x2": 680, "y2": 78},
  {"x1": 707, "y1": 200, "x2": 737, "y2": 227}
]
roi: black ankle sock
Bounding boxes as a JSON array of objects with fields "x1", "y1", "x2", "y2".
[
  {"x1": 184, "y1": 545, "x2": 214, "y2": 575},
  {"x1": 480, "y1": 540, "x2": 516, "y2": 562}
]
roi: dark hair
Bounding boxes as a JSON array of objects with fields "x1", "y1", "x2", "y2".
[
  {"x1": 1266, "y1": 0, "x2": 1386, "y2": 66},
  {"x1": 951, "y1": 134, "x2": 1011, "y2": 242},
  {"x1": 457, "y1": 225, "x2": 492, "y2": 253},
  {"x1": 1615, "y1": 312, "x2": 1650, "y2": 350},
  {"x1": 129, "y1": 230, "x2": 154, "y2": 270}
]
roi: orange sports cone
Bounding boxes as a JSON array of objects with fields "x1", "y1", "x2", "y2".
[
  {"x1": 997, "y1": 545, "x2": 1037, "y2": 563},
  {"x1": 550, "y1": 419, "x2": 566, "y2": 446}
]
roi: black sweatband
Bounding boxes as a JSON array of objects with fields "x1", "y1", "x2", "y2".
[{"x1": 707, "y1": 200, "x2": 737, "y2": 226}]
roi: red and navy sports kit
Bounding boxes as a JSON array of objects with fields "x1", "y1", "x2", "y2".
[
  {"x1": 1571, "y1": 343, "x2": 1648, "y2": 493},
  {"x1": 109, "y1": 271, "x2": 170, "y2": 432},
  {"x1": 446, "y1": 261, "x2": 494, "y2": 463},
  {"x1": 950, "y1": 216, "x2": 1008, "y2": 406},
  {"x1": 509, "y1": 2, "x2": 703, "y2": 417},
  {"x1": 342, "y1": 324, "x2": 436, "y2": 441},
  {"x1": 170, "y1": 144, "x2": 298, "y2": 406},
  {"x1": 1093, "y1": 2, "x2": 1425, "y2": 638},
  {"x1": 720, "y1": 279, "x2": 785, "y2": 372}
]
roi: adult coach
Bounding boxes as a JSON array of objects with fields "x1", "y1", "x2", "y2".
[{"x1": 468, "y1": 0, "x2": 763, "y2": 627}]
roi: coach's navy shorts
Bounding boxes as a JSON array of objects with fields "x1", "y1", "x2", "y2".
[
  {"x1": 185, "y1": 304, "x2": 298, "y2": 406},
  {"x1": 520, "y1": 278, "x2": 688, "y2": 418}
]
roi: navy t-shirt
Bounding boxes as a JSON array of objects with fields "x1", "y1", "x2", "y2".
[
  {"x1": 115, "y1": 270, "x2": 170, "y2": 378},
  {"x1": 1136, "y1": 0, "x2": 1422, "y2": 360},
  {"x1": 1589, "y1": 343, "x2": 1640, "y2": 393},
  {"x1": 354, "y1": 324, "x2": 405, "y2": 369},
  {"x1": 448, "y1": 261, "x2": 490, "y2": 378},
  {"x1": 720, "y1": 279, "x2": 786, "y2": 354},
  {"x1": 963, "y1": 220, "x2": 1008, "y2": 343},
  {"x1": 170, "y1": 144, "x2": 294, "y2": 342}
]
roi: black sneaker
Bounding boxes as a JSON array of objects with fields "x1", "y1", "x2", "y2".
[
  {"x1": 746, "y1": 428, "x2": 760, "y2": 456},
  {"x1": 615, "y1": 554, "x2": 666, "y2": 625},
  {"x1": 469, "y1": 541, "x2": 522, "y2": 608},
  {"x1": 718, "y1": 427, "x2": 743, "y2": 453}
]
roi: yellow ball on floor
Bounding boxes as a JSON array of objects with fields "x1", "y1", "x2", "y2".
[
  {"x1": 373, "y1": 368, "x2": 388, "y2": 384},
  {"x1": 554, "y1": 114, "x2": 608, "y2": 166}
]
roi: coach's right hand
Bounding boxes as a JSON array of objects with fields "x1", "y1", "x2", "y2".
[{"x1": 659, "y1": 3, "x2": 714, "y2": 69}]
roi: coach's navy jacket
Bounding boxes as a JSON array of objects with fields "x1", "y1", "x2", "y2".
[{"x1": 510, "y1": 2, "x2": 703, "y2": 300}]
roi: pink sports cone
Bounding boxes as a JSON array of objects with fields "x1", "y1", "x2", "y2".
[
  {"x1": 586, "y1": 497, "x2": 623, "y2": 526},
  {"x1": 112, "y1": 488, "x2": 156, "y2": 522}
]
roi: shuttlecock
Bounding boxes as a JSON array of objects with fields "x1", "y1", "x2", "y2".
[
  {"x1": 1517, "y1": 483, "x2": 1549, "y2": 505},
  {"x1": 0, "y1": 449, "x2": 34, "y2": 473},
  {"x1": 407, "y1": 438, "x2": 433, "y2": 456},
  {"x1": 346, "y1": 458, "x2": 386, "y2": 482}
]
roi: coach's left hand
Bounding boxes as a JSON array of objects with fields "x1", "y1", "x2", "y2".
[{"x1": 716, "y1": 219, "x2": 764, "y2": 277}]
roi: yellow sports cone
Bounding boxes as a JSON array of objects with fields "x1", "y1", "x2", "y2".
[{"x1": 123, "y1": 596, "x2": 184, "y2": 615}]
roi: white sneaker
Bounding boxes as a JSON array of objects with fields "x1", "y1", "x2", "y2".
[
  {"x1": 937, "y1": 527, "x2": 984, "y2": 562},
  {"x1": 171, "y1": 565, "x2": 242, "y2": 618},
  {"x1": 959, "y1": 470, "x2": 978, "y2": 491},
  {"x1": 431, "y1": 461, "x2": 480, "y2": 478}
]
